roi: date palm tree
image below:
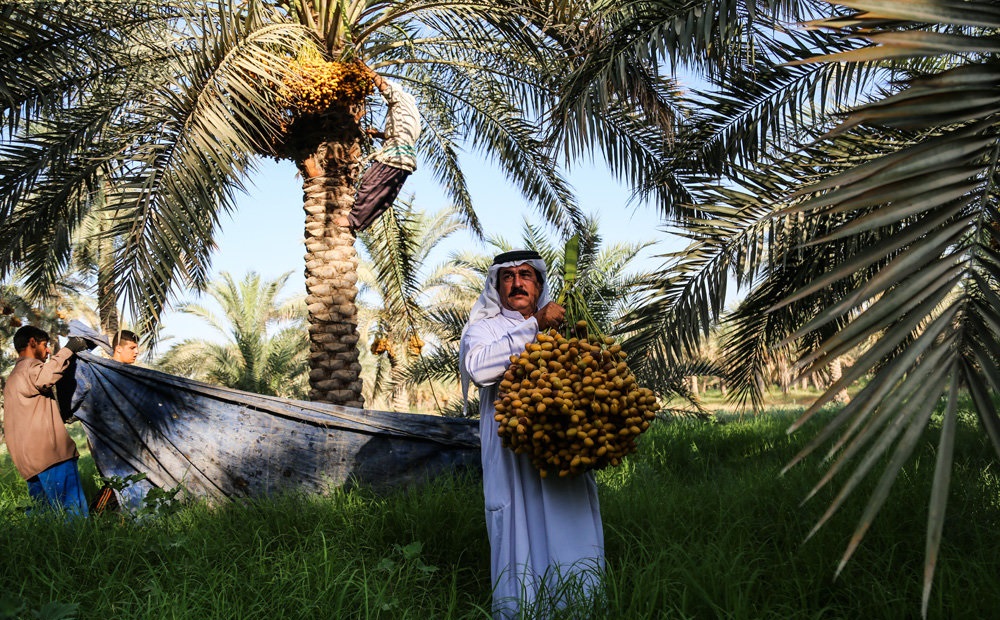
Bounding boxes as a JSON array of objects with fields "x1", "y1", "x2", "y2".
[
  {"x1": 156, "y1": 271, "x2": 310, "y2": 398},
  {"x1": 561, "y1": 0, "x2": 1000, "y2": 612},
  {"x1": 0, "y1": 0, "x2": 682, "y2": 407}
]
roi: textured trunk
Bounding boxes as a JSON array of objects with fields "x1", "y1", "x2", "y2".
[
  {"x1": 298, "y1": 139, "x2": 364, "y2": 407},
  {"x1": 97, "y1": 280, "x2": 119, "y2": 334},
  {"x1": 830, "y1": 357, "x2": 851, "y2": 404},
  {"x1": 777, "y1": 358, "x2": 791, "y2": 394},
  {"x1": 96, "y1": 220, "x2": 120, "y2": 334},
  {"x1": 756, "y1": 372, "x2": 768, "y2": 397}
]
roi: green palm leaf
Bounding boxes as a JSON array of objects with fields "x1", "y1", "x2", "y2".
[{"x1": 156, "y1": 270, "x2": 309, "y2": 398}]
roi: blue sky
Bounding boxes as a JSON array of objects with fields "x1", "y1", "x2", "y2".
[{"x1": 158, "y1": 155, "x2": 681, "y2": 345}]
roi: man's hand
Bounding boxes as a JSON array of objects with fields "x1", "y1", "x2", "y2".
[
  {"x1": 64, "y1": 337, "x2": 93, "y2": 353},
  {"x1": 532, "y1": 302, "x2": 565, "y2": 331}
]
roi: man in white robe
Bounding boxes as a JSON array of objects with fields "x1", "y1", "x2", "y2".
[{"x1": 459, "y1": 249, "x2": 605, "y2": 619}]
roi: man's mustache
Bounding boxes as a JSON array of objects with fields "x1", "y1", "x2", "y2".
[{"x1": 509, "y1": 287, "x2": 529, "y2": 297}]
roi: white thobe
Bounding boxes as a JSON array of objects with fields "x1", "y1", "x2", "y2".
[{"x1": 461, "y1": 307, "x2": 604, "y2": 619}]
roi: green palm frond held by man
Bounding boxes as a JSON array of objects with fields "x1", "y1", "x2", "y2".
[{"x1": 556, "y1": 234, "x2": 601, "y2": 340}]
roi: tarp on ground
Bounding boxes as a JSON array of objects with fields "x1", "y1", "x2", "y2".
[{"x1": 60, "y1": 352, "x2": 481, "y2": 510}]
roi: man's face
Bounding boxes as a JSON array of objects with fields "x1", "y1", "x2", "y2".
[
  {"x1": 497, "y1": 263, "x2": 542, "y2": 318},
  {"x1": 113, "y1": 341, "x2": 139, "y2": 364},
  {"x1": 28, "y1": 338, "x2": 50, "y2": 361}
]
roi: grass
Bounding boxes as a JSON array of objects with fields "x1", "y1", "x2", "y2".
[
  {"x1": 1, "y1": 407, "x2": 999, "y2": 619},
  {"x1": 665, "y1": 386, "x2": 855, "y2": 414}
]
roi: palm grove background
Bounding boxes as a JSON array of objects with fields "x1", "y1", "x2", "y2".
[{"x1": 2, "y1": 0, "x2": 1000, "y2": 614}]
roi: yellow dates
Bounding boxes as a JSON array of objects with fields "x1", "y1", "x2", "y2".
[
  {"x1": 278, "y1": 58, "x2": 372, "y2": 120},
  {"x1": 492, "y1": 327, "x2": 661, "y2": 478}
]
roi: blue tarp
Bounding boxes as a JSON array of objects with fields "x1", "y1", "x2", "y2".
[{"x1": 61, "y1": 352, "x2": 481, "y2": 510}]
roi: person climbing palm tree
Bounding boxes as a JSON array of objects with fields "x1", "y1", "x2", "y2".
[{"x1": 336, "y1": 62, "x2": 421, "y2": 234}]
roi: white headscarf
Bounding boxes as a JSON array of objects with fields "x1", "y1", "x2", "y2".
[{"x1": 459, "y1": 251, "x2": 551, "y2": 414}]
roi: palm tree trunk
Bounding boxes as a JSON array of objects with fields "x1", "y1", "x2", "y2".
[
  {"x1": 830, "y1": 357, "x2": 851, "y2": 404},
  {"x1": 97, "y1": 268, "x2": 119, "y2": 335},
  {"x1": 299, "y1": 140, "x2": 364, "y2": 407},
  {"x1": 96, "y1": 217, "x2": 120, "y2": 334}
]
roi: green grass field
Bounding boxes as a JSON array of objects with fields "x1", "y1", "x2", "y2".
[{"x1": 1, "y1": 408, "x2": 998, "y2": 619}]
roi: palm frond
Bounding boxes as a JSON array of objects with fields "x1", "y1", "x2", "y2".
[
  {"x1": 724, "y1": 4, "x2": 1000, "y2": 610},
  {"x1": 154, "y1": 269, "x2": 308, "y2": 396}
]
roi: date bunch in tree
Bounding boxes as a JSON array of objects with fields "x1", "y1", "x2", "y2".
[
  {"x1": 278, "y1": 55, "x2": 371, "y2": 119},
  {"x1": 492, "y1": 236, "x2": 659, "y2": 478}
]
